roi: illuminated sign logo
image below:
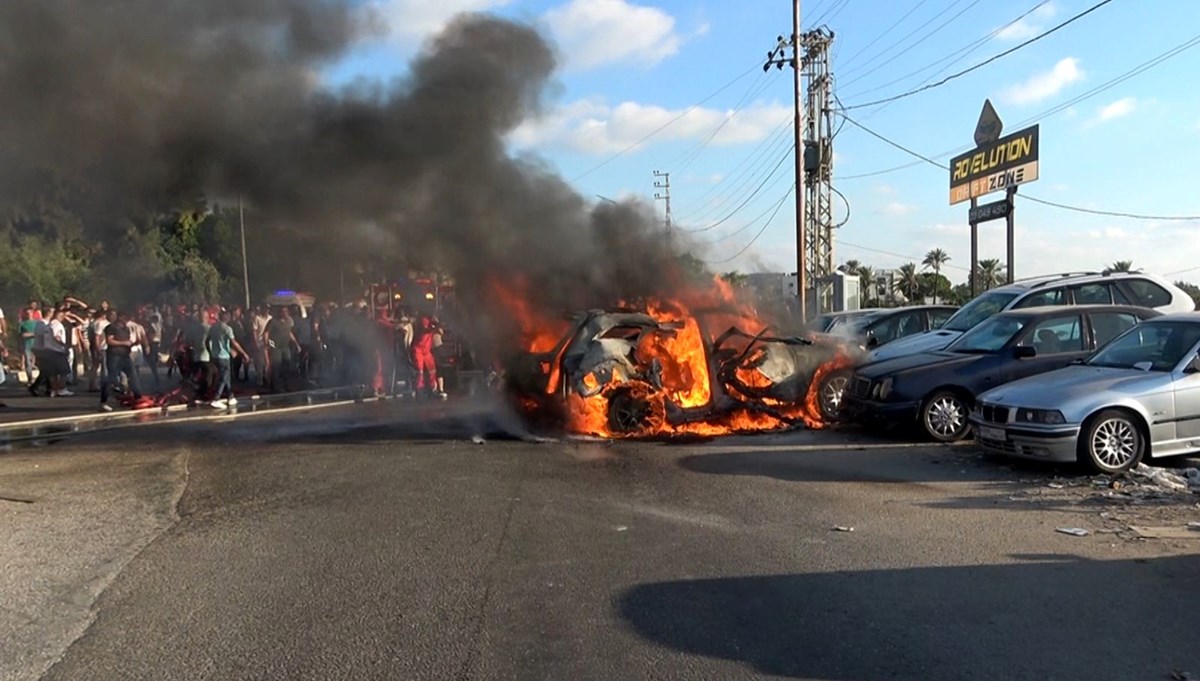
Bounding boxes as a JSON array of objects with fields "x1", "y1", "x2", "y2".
[{"x1": 948, "y1": 124, "x2": 1039, "y2": 205}]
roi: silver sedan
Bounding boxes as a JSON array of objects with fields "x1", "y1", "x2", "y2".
[{"x1": 970, "y1": 314, "x2": 1200, "y2": 472}]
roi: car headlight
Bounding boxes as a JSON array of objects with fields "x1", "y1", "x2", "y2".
[
  {"x1": 871, "y1": 377, "x2": 893, "y2": 400},
  {"x1": 1015, "y1": 409, "x2": 1066, "y2": 425}
]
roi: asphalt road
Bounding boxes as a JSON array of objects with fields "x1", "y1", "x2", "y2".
[{"x1": 3, "y1": 400, "x2": 1198, "y2": 681}]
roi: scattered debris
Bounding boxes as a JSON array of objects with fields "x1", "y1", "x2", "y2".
[
  {"x1": 1131, "y1": 464, "x2": 1196, "y2": 493},
  {"x1": 832, "y1": 526, "x2": 855, "y2": 533},
  {"x1": 470, "y1": 435, "x2": 486, "y2": 445},
  {"x1": 1055, "y1": 527, "x2": 1090, "y2": 537},
  {"x1": 0, "y1": 494, "x2": 35, "y2": 504},
  {"x1": 1188, "y1": 522, "x2": 1200, "y2": 530},
  {"x1": 615, "y1": 526, "x2": 628, "y2": 532},
  {"x1": 1171, "y1": 669, "x2": 1194, "y2": 681},
  {"x1": 1047, "y1": 482, "x2": 1065, "y2": 489},
  {"x1": 1129, "y1": 525, "x2": 1200, "y2": 540}
]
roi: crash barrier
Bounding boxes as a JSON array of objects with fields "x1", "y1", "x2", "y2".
[{"x1": 0, "y1": 385, "x2": 373, "y2": 447}]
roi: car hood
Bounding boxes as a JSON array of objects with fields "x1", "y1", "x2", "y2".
[
  {"x1": 978, "y1": 365, "x2": 1166, "y2": 409},
  {"x1": 865, "y1": 329, "x2": 963, "y2": 362},
  {"x1": 855, "y1": 350, "x2": 982, "y2": 379}
]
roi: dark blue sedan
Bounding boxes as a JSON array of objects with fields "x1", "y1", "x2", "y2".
[{"x1": 841, "y1": 305, "x2": 1161, "y2": 441}]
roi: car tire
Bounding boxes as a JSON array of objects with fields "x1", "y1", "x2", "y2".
[
  {"x1": 606, "y1": 388, "x2": 653, "y2": 435},
  {"x1": 817, "y1": 370, "x2": 851, "y2": 423},
  {"x1": 1079, "y1": 409, "x2": 1144, "y2": 473},
  {"x1": 921, "y1": 390, "x2": 971, "y2": 442}
]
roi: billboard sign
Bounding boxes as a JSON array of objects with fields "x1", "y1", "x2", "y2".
[{"x1": 949, "y1": 124, "x2": 1039, "y2": 205}]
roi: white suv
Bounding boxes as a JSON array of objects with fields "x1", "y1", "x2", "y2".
[{"x1": 866, "y1": 271, "x2": 1195, "y2": 362}]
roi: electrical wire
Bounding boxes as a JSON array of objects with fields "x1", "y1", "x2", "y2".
[
  {"x1": 669, "y1": 70, "x2": 781, "y2": 173},
  {"x1": 838, "y1": 0, "x2": 932, "y2": 70},
  {"x1": 570, "y1": 62, "x2": 761, "y2": 182},
  {"x1": 839, "y1": 0, "x2": 977, "y2": 83},
  {"x1": 839, "y1": 113, "x2": 1200, "y2": 221},
  {"x1": 840, "y1": 0, "x2": 1116, "y2": 111},
  {"x1": 706, "y1": 175, "x2": 796, "y2": 243},
  {"x1": 703, "y1": 185, "x2": 795, "y2": 264},
  {"x1": 843, "y1": 0, "x2": 1050, "y2": 100},
  {"x1": 810, "y1": 0, "x2": 851, "y2": 27},
  {"x1": 835, "y1": 29, "x2": 1200, "y2": 181},
  {"x1": 674, "y1": 122, "x2": 793, "y2": 223},
  {"x1": 839, "y1": 240, "x2": 973, "y2": 272},
  {"x1": 680, "y1": 143, "x2": 796, "y2": 233}
]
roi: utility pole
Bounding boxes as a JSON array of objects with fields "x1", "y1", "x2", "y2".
[
  {"x1": 653, "y1": 170, "x2": 672, "y2": 250},
  {"x1": 765, "y1": 6, "x2": 836, "y2": 322},
  {"x1": 238, "y1": 197, "x2": 250, "y2": 309}
]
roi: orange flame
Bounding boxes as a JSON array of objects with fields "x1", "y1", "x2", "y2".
[{"x1": 501, "y1": 274, "x2": 851, "y2": 438}]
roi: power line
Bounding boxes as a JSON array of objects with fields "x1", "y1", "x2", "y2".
[
  {"x1": 837, "y1": 0, "x2": 932, "y2": 70},
  {"x1": 674, "y1": 121, "x2": 793, "y2": 223},
  {"x1": 839, "y1": 240, "x2": 972, "y2": 272},
  {"x1": 839, "y1": 0, "x2": 986, "y2": 90},
  {"x1": 707, "y1": 178, "x2": 796, "y2": 244},
  {"x1": 840, "y1": 0, "x2": 1116, "y2": 111},
  {"x1": 840, "y1": 113, "x2": 1200, "y2": 221},
  {"x1": 571, "y1": 63, "x2": 760, "y2": 182},
  {"x1": 704, "y1": 184, "x2": 795, "y2": 264},
  {"x1": 835, "y1": 29, "x2": 1200, "y2": 181},
  {"x1": 810, "y1": 0, "x2": 851, "y2": 27},
  {"x1": 843, "y1": 0, "x2": 1050, "y2": 100},
  {"x1": 680, "y1": 142, "x2": 795, "y2": 233},
  {"x1": 670, "y1": 70, "x2": 781, "y2": 173}
]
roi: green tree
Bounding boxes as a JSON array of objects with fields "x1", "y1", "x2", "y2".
[
  {"x1": 856, "y1": 264, "x2": 877, "y2": 306},
  {"x1": 921, "y1": 248, "x2": 951, "y2": 304},
  {"x1": 918, "y1": 272, "x2": 952, "y2": 303},
  {"x1": 1175, "y1": 281, "x2": 1200, "y2": 309},
  {"x1": 976, "y1": 258, "x2": 1004, "y2": 291},
  {"x1": 1104, "y1": 260, "x2": 1135, "y2": 275},
  {"x1": 720, "y1": 271, "x2": 748, "y2": 288},
  {"x1": 893, "y1": 263, "x2": 921, "y2": 303}
]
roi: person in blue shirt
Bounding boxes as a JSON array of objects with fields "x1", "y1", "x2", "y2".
[{"x1": 205, "y1": 310, "x2": 248, "y2": 408}]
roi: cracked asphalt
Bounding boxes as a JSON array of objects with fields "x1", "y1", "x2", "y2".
[{"x1": 2, "y1": 399, "x2": 1198, "y2": 681}]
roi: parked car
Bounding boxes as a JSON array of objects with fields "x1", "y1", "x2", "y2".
[
  {"x1": 842, "y1": 305, "x2": 1161, "y2": 442},
  {"x1": 822, "y1": 305, "x2": 958, "y2": 349},
  {"x1": 971, "y1": 313, "x2": 1200, "y2": 472},
  {"x1": 809, "y1": 309, "x2": 881, "y2": 335},
  {"x1": 865, "y1": 272, "x2": 1194, "y2": 362}
]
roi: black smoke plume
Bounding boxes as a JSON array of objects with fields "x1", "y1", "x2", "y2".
[{"x1": 0, "y1": 1, "x2": 694, "y2": 348}]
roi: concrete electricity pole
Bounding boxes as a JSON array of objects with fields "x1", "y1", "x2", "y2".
[{"x1": 653, "y1": 170, "x2": 672, "y2": 249}]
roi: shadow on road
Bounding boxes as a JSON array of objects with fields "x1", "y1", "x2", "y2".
[
  {"x1": 676, "y1": 447, "x2": 1066, "y2": 484},
  {"x1": 617, "y1": 554, "x2": 1200, "y2": 681}
]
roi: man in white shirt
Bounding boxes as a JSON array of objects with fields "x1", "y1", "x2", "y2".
[
  {"x1": 44, "y1": 309, "x2": 73, "y2": 397},
  {"x1": 89, "y1": 311, "x2": 111, "y2": 392}
]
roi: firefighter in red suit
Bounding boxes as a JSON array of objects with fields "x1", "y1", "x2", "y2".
[{"x1": 410, "y1": 315, "x2": 443, "y2": 399}]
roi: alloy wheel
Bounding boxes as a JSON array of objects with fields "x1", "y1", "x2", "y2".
[
  {"x1": 1090, "y1": 418, "x2": 1138, "y2": 469},
  {"x1": 924, "y1": 393, "x2": 968, "y2": 441}
]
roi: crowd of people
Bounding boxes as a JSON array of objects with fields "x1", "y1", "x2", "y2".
[{"x1": 0, "y1": 296, "x2": 455, "y2": 411}]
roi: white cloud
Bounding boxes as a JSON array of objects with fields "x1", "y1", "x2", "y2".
[
  {"x1": 1001, "y1": 57, "x2": 1084, "y2": 105},
  {"x1": 1096, "y1": 96, "x2": 1137, "y2": 122},
  {"x1": 881, "y1": 202, "x2": 917, "y2": 216},
  {"x1": 544, "y1": 0, "x2": 682, "y2": 68},
  {"x1": 511, "y1": 99, "x2": 790, "y2": 154},
  {"x1": 873, "y1": 184, "x2": 897, "y2": 196},
  {"x1": 996, "y1": 2, "x2": 1057, "y2": 41},
  {"x1": 376, "y1": 0, "x2": 509, "y2": 40}
]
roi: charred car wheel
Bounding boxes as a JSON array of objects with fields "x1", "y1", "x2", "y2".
[
  {"x1": 817, "y1": 370, "x2": 851, "y2": 422},
  {"x1": 607, "y1": 389, "x2": 653, "y2": 434}
]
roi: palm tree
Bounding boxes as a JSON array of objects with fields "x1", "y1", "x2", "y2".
[
  {"x1": 857, "y1": 265, "x2": 877, "y2": 306},
  {"x1": 1104, "y1": 260, "x2": 1135, "y2": 275},
  {"x1": 893, "y1": 263, "x2": 921, "y2": 303},
  {"x1": 976, "y1": 258, "x2": 1003, "y2": 291},
  {"x1": 922, "y1": 248, "x2": 951, "y2": 304},
  {"x1": 842, "y1": 259, "x2": 862, "y2": 275}
]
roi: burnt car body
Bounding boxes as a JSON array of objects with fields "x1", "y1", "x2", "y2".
[{"x1": 505, "y1": 310, "x2": 847, "y2": 435}]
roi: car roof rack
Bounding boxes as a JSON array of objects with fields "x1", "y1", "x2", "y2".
[{"x1": 1016, "y1": 271, "x2": 1103, "y2": 289}]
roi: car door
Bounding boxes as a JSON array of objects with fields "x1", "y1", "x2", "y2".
[
  {"x1": 1171, "y1": 340, "x2": 1200, "y2": 443},
  {"x1": 1087, "y1": 311, "x2": 1142, "y2": 350},
  {"x1": 865, "y1": 310, "x2": 924, "y2": 347},
  {"x1": 1005, "y1": 313, "x2": 1087, "y2": 382}
]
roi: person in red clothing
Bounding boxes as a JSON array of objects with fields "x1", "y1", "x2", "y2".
[{"x1": 410, "y1": 315, "x2": 445, "y2": 400}]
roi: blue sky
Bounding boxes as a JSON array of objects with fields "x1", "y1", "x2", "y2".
[{"x1": 335, "y1": 0, "x2": 1200, "y2": 283}]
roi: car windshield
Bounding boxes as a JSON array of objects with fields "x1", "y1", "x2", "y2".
[
  {"x1": 942, "y1": 291, "x2": 1019, "y2": 332},
  {"x1": 947, "y1": 314, "x2": 1030, "y2": 353},
  {"x1": 1087, "y1": 321, "x2": 1200, "y2": 371}
]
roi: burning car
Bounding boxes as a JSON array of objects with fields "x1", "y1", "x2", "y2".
[{"x1": 504, "y1": 308, "x2": 853, "y2": 438}]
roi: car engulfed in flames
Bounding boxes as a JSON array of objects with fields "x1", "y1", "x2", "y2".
[{"x1": 503, "y1": 307, "x2": 856, "y2": 438}]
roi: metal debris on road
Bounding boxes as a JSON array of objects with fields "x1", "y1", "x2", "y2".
[
  {"x1": 1047, "y1": 482, "x2": 1065, "y2": 489},
  {"x1": 1130, "y1": 464, "x2": 1196, "y2": 493},
  {"x1": 470, "y1": 435, "x2": 486, "y2": 445},
  {"x1": 615, "y1": 526, "x2": 628, "y2": 532},
  {"x1": 1188, "y1": 521, "x2": 1200, "y2": 530},
  {"x1": 1055, "y1": 527, "x2": 1090, "y2": 537},
  {"x1": 832, "y1": 526, "x2": 855, "y2": 532}
]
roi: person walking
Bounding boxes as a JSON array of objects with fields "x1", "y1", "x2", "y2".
[
  {"x1": 205, "y1": 310, "x2": 247, "y2": 408},
  {"x1": 99, "y1": 310, "x2": 141, "y2": 412},
  {"x1": 263, "y1": 308, "x2": 299, "y2": 393},
  {"x1": 18, "y1": 308, "x2": 38, "y2": 385}
]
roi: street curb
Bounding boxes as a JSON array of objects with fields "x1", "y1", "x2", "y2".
[{"x1": 0, "y1": 385, "x2": 373, "y2": 442}]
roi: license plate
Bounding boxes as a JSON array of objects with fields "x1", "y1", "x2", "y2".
[{"x1": 978, "y1": 425, "x2": 1006, "y2": 442}]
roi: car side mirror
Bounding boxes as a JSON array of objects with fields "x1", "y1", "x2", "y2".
[
  {"x1": 1185, "y1": 354, "x2": 1200, "y2": 374},
  {"x1": 1069, "y1": 357, "x2": 1085, "y2": 366},
  {"x1": 866, "y1": 334, "x2": 879, "y2": 348},
  {"x1": 1013, "y1": 345, "x2": 1037, "y2": 359}
]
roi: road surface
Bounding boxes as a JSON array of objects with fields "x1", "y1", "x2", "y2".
[{"x1": 2, "y1": 400, "x2": 1197, "y2": 681}]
